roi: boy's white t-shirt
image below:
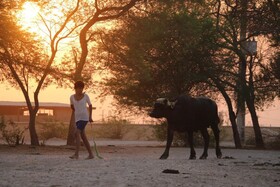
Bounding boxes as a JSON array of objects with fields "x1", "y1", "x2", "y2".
[{"x1": 70, "y1": 93, "x2": 92, "y2": 122}]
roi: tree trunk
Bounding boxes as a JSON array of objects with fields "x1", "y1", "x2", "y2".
[
  {"x1": 220, "y1": 91, "x2": 242, "y2": 148},
  {"x1": 228, "y1": 109, "x2": 242, "y2": 149},
  {"x1": 212, "y1": 78, "x2": 242, "y2": 148},
  {"x1": 245, "y1": 57, "x2": 264, "y2": 148},
  {"x1": 67, "y1": 111, "x2": 76, "y2": 146},
  {"x1": 245, "y1": 98, "x2": 264, "y2": 148},
  {"x1": 29, "y1": 112, "x2": 39, "y2": 146}
]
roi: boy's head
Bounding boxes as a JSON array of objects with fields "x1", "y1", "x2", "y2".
[{"x1": 74, "y1": 81, "x2": 85, "y2": 89}]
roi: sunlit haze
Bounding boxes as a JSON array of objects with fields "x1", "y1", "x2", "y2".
[
  {"x1": 1, "y1": 1, "x2": 279, "y2": 126},
  {"x1": 17, "y1": 2, "x2": 40, "y2": 32}
]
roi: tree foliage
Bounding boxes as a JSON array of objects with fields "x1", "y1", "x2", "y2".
[
  {"x1": 98, "y1": 6, "x2": 219, "y2": 108},
  {"x1": 0, "y1": 1, "x2": 46, "y2": 86}
]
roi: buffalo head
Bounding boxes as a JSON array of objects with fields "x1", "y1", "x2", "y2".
[{"x1": 149, "y1": 98, "x2": 176, "y2": 118}]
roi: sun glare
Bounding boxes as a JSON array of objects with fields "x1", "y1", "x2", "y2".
[
  {"x1": 17, "y1": 2, "x2": 40, "y2": 30},
  {"x1": 22, "y1": 2, "x2": 39, "y2": 20}
]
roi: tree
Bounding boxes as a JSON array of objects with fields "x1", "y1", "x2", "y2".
[
  {"x1": 97, "y1": 3, "x2": 219, "y2": 106},
  {"x1": 260, "y1": 0, "x2": 280, "y2": 95},
  {"x1": 93, "y1": 0, "x2": 243, "y2": 148},
  {"x1": 0, "y1": 0, "x2": 45, "y2": 145},
  {"x1": 0, "y1": 0, "x2": 80, "y2": 145},
  {"x1": 66, "y1": 0, "x2": 143, "y2": 145},
  {"x1": 2, "y1": 0, "x2": 144, "y2": 146},
  {"x1": 98, "y1": 0, "x2": 280, "y2": 148},
  {"x1": 213, "y1": 0, "x2": 280, "y2": 148}
]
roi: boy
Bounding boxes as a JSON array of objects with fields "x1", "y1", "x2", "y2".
[{"x1": 69, "y1": 80, "x2": 94, "y2": 159}]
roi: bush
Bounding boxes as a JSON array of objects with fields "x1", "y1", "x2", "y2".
[
  {"x1": 95, "y1": 117, "x2": 130, "y2": 139},
  {"x1": 153, "y1": 121, "x2": 167, "y2": 142},
  {"x1": 38, "y1": 120, "x2": 68, "y2": 143},
  {"x1": 0, "y1": 116, "x2": 26, "y2": 146},
  {"x1": 153, "y1": 122, "x2": 188, "y2": 146},
  {"x1": 245, "y1": 136, "x2": 256, "y2": 146},
  {"x1": 266, "y1": 134, "x2": 280, "y2": 149}
]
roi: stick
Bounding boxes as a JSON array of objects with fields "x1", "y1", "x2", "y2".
[{"x1": 90, "y1": 122, "x2": 103, "y2": 159}]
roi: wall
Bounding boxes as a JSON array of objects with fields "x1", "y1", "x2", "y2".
[{"x1": 221, "y1": 126, "x2": 280, "y2": 143}]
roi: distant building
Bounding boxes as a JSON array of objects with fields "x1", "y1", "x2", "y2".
[{"x1": 0, "y1": 101, "x2": 71, "y2": 123}]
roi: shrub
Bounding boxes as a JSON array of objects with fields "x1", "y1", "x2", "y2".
[
  {"x1": 153, "y1": 122, "x2": 188, "y2": 146},
  {"x1": 95, "y1": 117, "x2": 130, "y2": 139},
  {"x1": 153, "y1": 121, "x2": 167, "y2": 142},
  {"x1": 38, "y1": 120, "x2": 68, "y2": 143},
  {"x1": 266, "y1": 134, "x2": 280, "y2": 149},
  {"x1": 0, "y1": 116, "x2": 26, "y2": 146}
]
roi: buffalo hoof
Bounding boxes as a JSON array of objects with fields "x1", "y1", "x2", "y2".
[
  {"x1": 160, "y1": 154, "x2": 169, "y2": 159},
  {"x1": 189, "y1": 155, "x2": 196, "y2": 160},
  {"x1": 217, "y1": 153, "x2": 222, "y2": 159},
  {"x1": 216, "y1": 149, "x2": 222, "y2": 159},
  {"x1": 199, "y1": 154, "x2": 208, "y2": 159}
]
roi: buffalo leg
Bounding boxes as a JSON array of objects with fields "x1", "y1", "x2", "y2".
[
  {"x1": 187, "y1": 131, "x2": 196, "y2": 159},
  {"x1": 200, "y1": 128, "x2": 209, "y2": 159},
  {"x1": 212, "y1": 125, "x2": 222, "y2": 158},
  {"x1": 160, "y1": 128, "x2": 174, "y2": 159}
]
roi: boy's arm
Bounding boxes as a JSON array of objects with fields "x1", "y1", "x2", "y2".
[
  {"x1": 71, "y1": 104, "x2": 75, "y2": 111},
  {"x1": 89, "y1": 104, "x2": 93, "y2": 122},
  {"x1": 70, "y1": 96, "x2": 75, "y2": 111}
]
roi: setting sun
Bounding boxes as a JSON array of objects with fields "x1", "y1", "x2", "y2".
[
  {"x1": 17, "y1": 1, "x2": 40, "y2": 31},
  {"x1": 21, "y1": 2, "x2": 39, "y2": 20}
]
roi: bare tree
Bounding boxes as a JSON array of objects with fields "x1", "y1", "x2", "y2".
[
  {"x1": 215, "y1": 0, "x2": 270, "y2": 148},
  {"x1": 0, "y1": 0, "x2": 81, "y2": 145},
  {"x1": 67, "y1": 0, "x2": 143, "y2": 145}
]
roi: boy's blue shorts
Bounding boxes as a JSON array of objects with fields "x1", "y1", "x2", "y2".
[{"x1": 76, "y1": 120, "x2": 88, "y2": 130}]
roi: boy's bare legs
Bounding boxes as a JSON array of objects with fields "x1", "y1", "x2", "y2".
[
  {"x1": 70, "y1": 129, "x2": 81, "y2": 159},
  {"x1": 81, "y1": 130, "x2": 94, "y2": 159}
]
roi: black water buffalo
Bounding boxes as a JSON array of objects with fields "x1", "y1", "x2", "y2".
[{"x1": 149, "y1": 95, "x2": 222, "y2": 159}]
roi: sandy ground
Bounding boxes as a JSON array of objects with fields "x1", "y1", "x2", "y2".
[{"x1": 0, "y1": 142, "x2": 279, "y2": 187}]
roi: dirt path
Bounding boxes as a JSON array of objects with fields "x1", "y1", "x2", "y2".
[{"x1": 0, "y1": 145, "x2": 279, "y2": 187}]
